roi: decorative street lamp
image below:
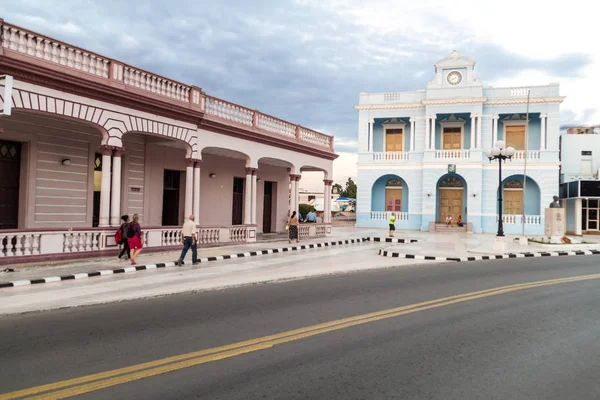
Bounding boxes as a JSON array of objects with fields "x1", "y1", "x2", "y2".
[{"x1": 487, "y1": 140, "x2": 516, "y2": 237}]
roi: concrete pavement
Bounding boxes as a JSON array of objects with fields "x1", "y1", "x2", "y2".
[{"x1": 1, "y1": 255, "x2": 600, "y2": 399}]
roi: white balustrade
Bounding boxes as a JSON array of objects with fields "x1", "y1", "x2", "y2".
[
  {"x1": 315, "y1": 224, "x2": 327, "y2": 237},
  {"x1": 372, "y1": 152, "x2": 410, "y2": 161},
  {"x1": 160, "y1": 229, "x2": 182, "y2": 246},
  {"x1": 123, "y1": 66, "x2": 190, "y2": 102},
  {"x1": 497, "y1": 215, "x2": 542, "y2": 225},
  {"x1": 204, "y1": 97, "x2": 254, "y2": 126},
  {"x1": 229, "y1": 227, "x2": 247, "y2": 242},
  {"x1": 198, "y1": 228, "x2": 220, "y2": 244},
  {"x1": 257, "y1": 114, "x2": 296, "y2": 139},
  {"x1": 298, "y1": 127, "x2": 332, "y2": 149},
  {"x1": 512, "y1": 150, "x2": 540, "y2": 160},
  {"x1": 1, "y1": 23, "x2": 110, "y2": 78},
  {"x1": 435, "y1": 150, "x2": 470, "y2": 159},
  {"x1": 62, "y1": 232, "x2": 102, "y2": 252},
  {"x1": 299, "y1": 225, "x2": 310, "y2": 238},
  {"x1": 370, "y1": 211, "x2": 409, "y2": 221}
]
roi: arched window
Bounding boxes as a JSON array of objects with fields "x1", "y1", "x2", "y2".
[
  {"x1": 438, "y1": 176, "x2": 464, "y2": 188},
  {"x1": 385, "y1": 178, "x2": 402, "y2": 211}
]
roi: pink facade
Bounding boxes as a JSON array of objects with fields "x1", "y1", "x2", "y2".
[{"x1": 0, "y1": 20, "x2": 337, "y2": 262}]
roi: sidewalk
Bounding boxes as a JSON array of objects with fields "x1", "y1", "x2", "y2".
[{"x1": 2, "y1": 227, "x2": 598, "y2": 285}]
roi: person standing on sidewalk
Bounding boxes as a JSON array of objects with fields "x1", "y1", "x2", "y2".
[
  {"x1": 288, "y1": 211, "x2": 300, "y2": 244},
  {"x1": 389, "y1": 213, "x2": 396, "y2": 237},
  {"x1": 177, "y1": 215, "x2": 198, "y2": 266},
  {"x1": 117, "y1": 215, "x2": 131, "y2": 262},
  {"x1": 128, "y1": 214, "x2": 143, "y2": 265}
]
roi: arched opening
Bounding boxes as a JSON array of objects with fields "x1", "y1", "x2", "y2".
[
  {"x1": 201, "y1": 147, "x2": 251, "y2": 227},
  {"x1": 258, "y1": 157, "x2": 294, "y2": 234},
  {"x1": 0, "y1": 110, "x2": 105, "y2": 229},
  {"x1": 436, "y1": 174, "x2": 467, "y2": 223},
  {"x1": 497, "y1": 175, "x2": 541, "y2": 215},
  {"x1": 371, "y1": 175, "x2": 409, "y2": 213}
]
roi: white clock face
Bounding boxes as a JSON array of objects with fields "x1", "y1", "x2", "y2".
[{"x1": 447, "y1": 71, "x2": 462, "y2": 85}]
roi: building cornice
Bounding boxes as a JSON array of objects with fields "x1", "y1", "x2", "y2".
[
  {"x1": 355, "y1": 96, "x2": 566, "y2": 112},
  {"x1": 484, "y1": 96, "x2": 566, "y2": 106},
  {"x1": 354, "y1": 103, "x2": 424, "y2": 111}
]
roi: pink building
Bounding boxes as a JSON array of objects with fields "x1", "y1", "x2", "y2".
[{"x1": 0, "y1": 20, "x2": 337, "y2": 263}]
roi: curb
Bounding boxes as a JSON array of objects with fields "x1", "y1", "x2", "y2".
[
  {"x1": 371, "y1": 237, "x2": 420, "y2": 244},
  {"x1": 0, "y1": 237, "x2": 371, "y2": 289},
  {"x1": 378, "y1": 249, "x2": 600, "y2": 262}
]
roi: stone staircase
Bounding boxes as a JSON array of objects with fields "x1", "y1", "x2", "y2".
[{"x1": 434, "y1": 223, "x2": 468, "y2": 233}]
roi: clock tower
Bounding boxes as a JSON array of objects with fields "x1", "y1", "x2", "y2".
[{"x1": 426, "y1": 50, "x2": 482, "y2": 89}]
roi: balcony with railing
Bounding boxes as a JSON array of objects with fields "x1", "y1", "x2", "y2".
[{"x1": 0, "y1": 20, "x2": 334, "y2": 153}]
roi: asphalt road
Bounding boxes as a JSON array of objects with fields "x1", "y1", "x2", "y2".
[{"x1": 1, "y1": 255, "x2": 600, "y2": 399}]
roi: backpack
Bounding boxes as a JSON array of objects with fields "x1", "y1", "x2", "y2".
[
  {"x1": 126, "y1": 222, "x2": 136, "y2": 239},
  {"x1": 114, "y1": 228, "x2": 122, "y2": 244}
]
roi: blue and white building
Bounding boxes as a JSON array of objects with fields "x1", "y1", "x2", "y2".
[{"x1": 355, "y1": 51, "x2": 564, "y2": 234}]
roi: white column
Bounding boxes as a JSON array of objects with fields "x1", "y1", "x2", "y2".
[
  {"x1": 477, "y1": 114, "x2": 482, "y2": 149},
  {"x1": 410, "y1": 118, "x2": 416, "y2": 151},
  {"x1": 368, "y1": 119, "x2": 374, "y2": 152},
  {"x1": 289, "y1": 174, "x2": 297, "y2": 216},
  {"x1": 184, "y1": 159, "x2": 194, "y2": 219},
  {"x1": 470, "y1": 114, "x2": 476, "y2": 150},
  {"x1": 425, "y1": 116, "x2": 430, "y2": 150},
  {"x1": 492, "y1": 115, "x2": 499, "y2": 146},
  {"x1": 323, "y1": 179, "x2": 332, "y2": 223},
  {"x1": 540, "y1": 113, "x2": 547, "y2": 150},
  {"x1": 244, "y1": 168, "x2": 253, "y2": 224},
  {"x1": 193, "y1": 160, "x2": 201, "y2": 224},
  {"x1": 294, "y1": 175, "x2": 301, "y2": 214},
  {"x1": 109, "y1": 148, "x2": 122, "y2": 226},
  {"x1": 430, "y1": 115, "x2": 437, "y2": 150},
  {"x1": 251, "y1": 169, "x2": 257, "y2": 225},
  {"x1": 99, "y1": 146, "x2": 112, "y2": 227}
]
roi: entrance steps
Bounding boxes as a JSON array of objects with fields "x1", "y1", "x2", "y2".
[{"x1": 434, "y1": 223, "x2": 468, "y2": 233}]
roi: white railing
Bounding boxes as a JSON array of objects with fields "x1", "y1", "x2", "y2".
[
  {"x1": 257, "y1": 114, "x2": 296, "y2": 139},
  {"x1": 315, "y1": 224, "x2": 327, "y2": 237},
  {"x1": 229, "y1": 226, "x2": 247, "y2": 242},
  {"x1": 159, "y1": 229, "x2": 182, "y2": 246},
  {"x1": 2, "y1": 23, "x2": 110, "y2": 78},
  {"x1": 497, "y1": 215, "x2": 542, "y2": 225},
  {"x1": 0, "y1": 233, "x2": 41, "y2": 256},
  {"x1": 372, "y1": 151, "x2": 410, "y2": 161},
  {"x1": 63, "y1": 231, "x2": 104, "y2": 252},
  {"x1": 205, "y1": 97, "x2": 254, "y2": 126},
  {"x1": 435, "y1": 150, "x2": 470, "y2": 159},
  {"x1": 198, "y1": 228, "x2": 220, "y2": 244},
  {"x1": 299, "y1": 127, "x2": 333, "y2": 149},
  {"x1": 370, "y1": 211, "x2": 409, "y2": 221},
  {"x1": 299, "y1": 225, "x2": 311, "y2": 238},
  {"x1": 123, "y1": 66, "x2": 190, "y2": 102},
  {"x1": 512, "y1": 150, "x2": 540, "y2": 160}
]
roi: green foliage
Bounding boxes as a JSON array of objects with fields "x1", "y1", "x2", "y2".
[
  {"x1": 298, "y1": 203, "x2": 315, "y2": 217},
  {"x1": 344, "y1": 177, "x2": 357, "y2": 199}
]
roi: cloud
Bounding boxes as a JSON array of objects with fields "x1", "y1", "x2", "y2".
[{"x1": 0, "y1": 0, "x2": 597, "y2": 159}]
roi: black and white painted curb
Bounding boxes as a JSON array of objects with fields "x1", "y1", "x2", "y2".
[
  {"x1": 378, "y1": 249, "x2": 600, "y2": 262},
  {"x1": 0, "y1": 237, "x2": 372, "y2": 289},
  {"x1": 371, "y1": 237, "x2": 420, "y2": 244}
]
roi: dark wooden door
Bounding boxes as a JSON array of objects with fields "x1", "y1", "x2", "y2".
[
  {"x1": 162, "y1": 170, "x2": 180, "y2": 226},
  {"x1": 262, "y1": 181, "x2": 273, "y2": 233},
  {"x1": 232, "y1": 177, "x2": 244, "y2": 225},
  {"x1": 92, "y1": 153, "x2": 102, "y2": 227},
  {"x1": 0, "y1": 141, "x2": 21, "y2": 229}
]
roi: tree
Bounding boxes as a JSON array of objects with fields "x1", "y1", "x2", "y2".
[
  {"x1": 332, "y1": 183, "x2": 343, "y2": 196},
  {"x1": 343, "y1": 177, "x2": 357, "y2": 199}
]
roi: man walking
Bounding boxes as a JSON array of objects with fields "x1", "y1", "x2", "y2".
[
  {"x1": 177, "y1": 215, "x2": 198, "y2": 266},
  {"x1": 389, "y1": 213, "x2": 396, "y2": 237}
]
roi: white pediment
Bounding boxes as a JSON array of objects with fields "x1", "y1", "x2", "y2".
[
  {"x1": 434, "y1": 50, "x2": 476, "y2": 71},
  {"x1": 382, "y1": 117, "x2": 406, "y2": 125},
  {"x1": 440, "y1": 114, "x2": 466, "y2": 123}
]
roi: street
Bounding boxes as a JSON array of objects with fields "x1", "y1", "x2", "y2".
[{"x1": 1, "y1": 255, "x2": 600, "y2": 399}]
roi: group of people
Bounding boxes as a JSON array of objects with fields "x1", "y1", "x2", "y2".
[
  {"x1": 116, "y1": 214, "x2": 199, "y2": 266},
  {"x1": 116, "y1": 214, "x2": 144, "y2": 265},
  {"x1": 445, "y1": 214, "x2": 464, "y2": 227}
]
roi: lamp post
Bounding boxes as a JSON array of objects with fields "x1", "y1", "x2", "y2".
[{"x1": 487, "y1": 140, "x2": 516, "y2": 237}]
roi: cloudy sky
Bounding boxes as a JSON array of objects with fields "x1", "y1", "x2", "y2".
[{"x1": 1, "y1": 0, "x2": 597, "y2": 190}]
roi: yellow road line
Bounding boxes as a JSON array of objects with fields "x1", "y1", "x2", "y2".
[{"x1": 3, "y1": 273, "x2": 600, "y2": 400}]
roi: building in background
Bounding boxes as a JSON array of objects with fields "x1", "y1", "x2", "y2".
[
  {"x1": 0, "y1": 20, "x2": 337, "y2": 263},
  {"x1": 559, "y1": 124, "x2": 600, "y2": 235},
  {"x1": 355, "y1": 51, "x2": 563, "y2": 234}
]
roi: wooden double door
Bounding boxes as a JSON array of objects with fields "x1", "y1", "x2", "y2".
[
  {"x1": 438, "y1": 189, "x2": 463, "y2": 223},
  {"x1": 503, "y1": 190, "x2": 523, "y2": 215}
]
